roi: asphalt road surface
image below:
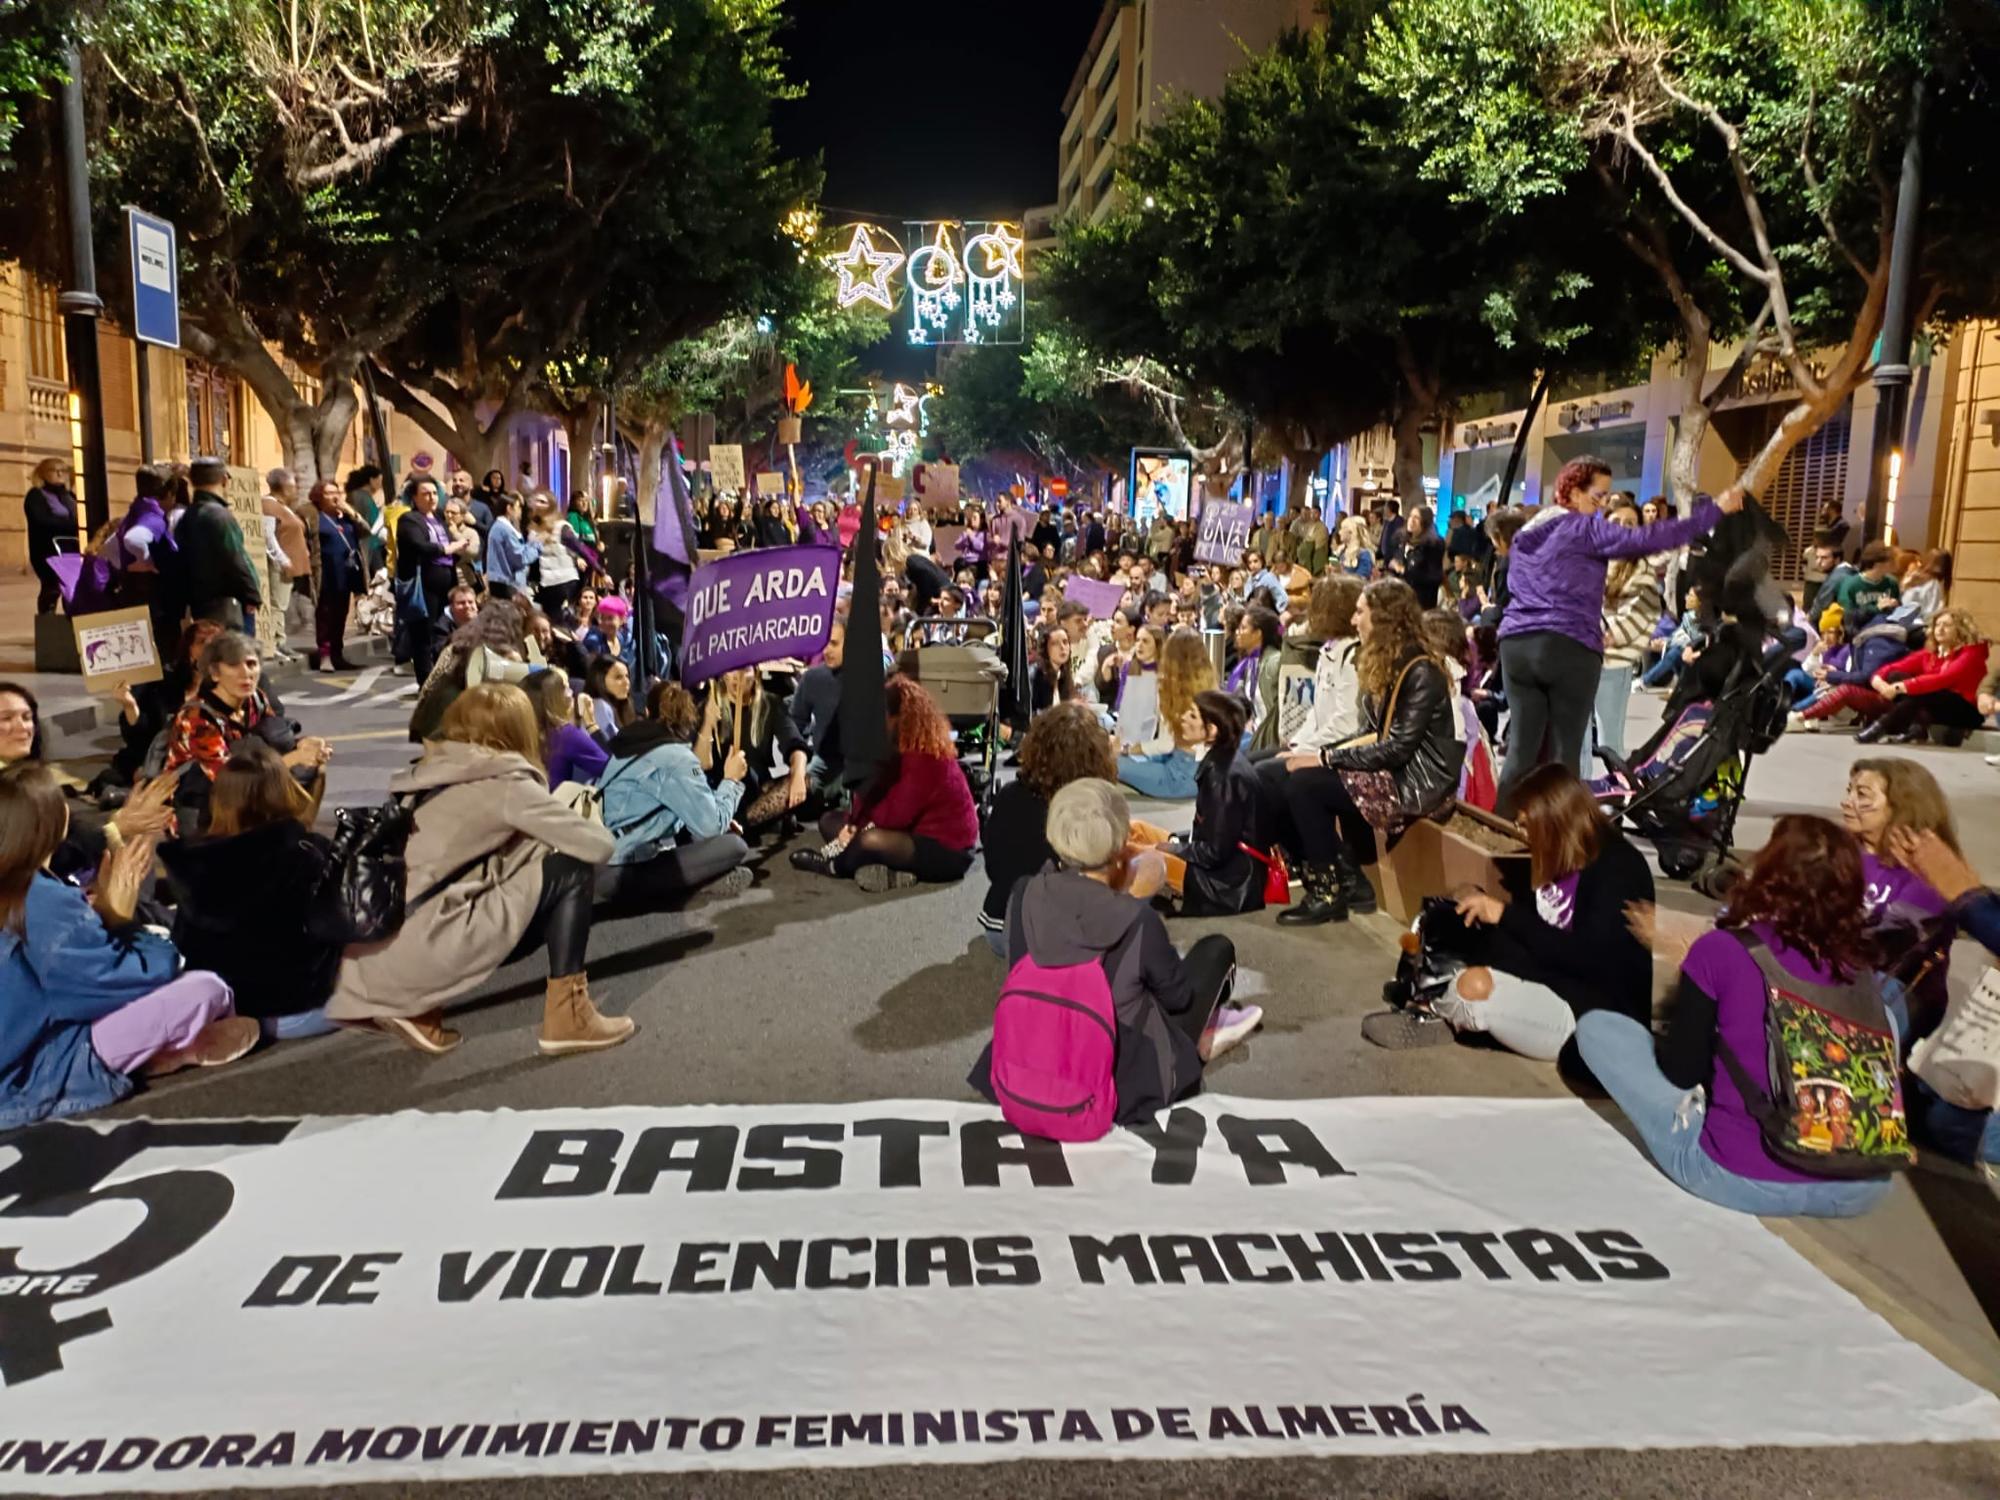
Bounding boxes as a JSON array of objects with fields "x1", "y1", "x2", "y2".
[{"x1": 43, "y1": 666, "x2": 2000, "y2": 1497}]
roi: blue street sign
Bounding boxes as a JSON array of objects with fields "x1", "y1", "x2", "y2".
[{"x1": 125, "y1": 207, "x2": 180, "y2": 348}]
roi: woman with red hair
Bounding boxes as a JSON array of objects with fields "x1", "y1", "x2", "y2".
[
  {"x1": 1578, "y1": 815, "x2": 1898, "y2": 1217},
  {"x1": 792, "y1": 675, "x2": 978, "y2": 892},
  {"x1": 1495, "y1": 457, "x2": 1739, "y2": 814}
]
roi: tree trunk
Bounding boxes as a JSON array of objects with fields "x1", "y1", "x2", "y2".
[
  {"x1": 1391, "y1": 403, "x2": 1427, "y2": 511},
  {"x1": 1738, "y1": 381, "x2": 1868, "y2": 505},
  {"x1": 1282, "y1": 445, "x2": 1324, "y2": 515},
  {"x1": 372, "y1": 370, "x2": 512, "y2": 484},
  {"x1": 558, "y1": 397, "x2": 607, "y2": 503},
  {"x1": 1665, "y1": 326, "x2": 1713, "y2": 510}
]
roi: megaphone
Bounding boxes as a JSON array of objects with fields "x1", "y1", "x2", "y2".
[{"x1": 468, "y1": 646, "x2": 535, "y2": 688}]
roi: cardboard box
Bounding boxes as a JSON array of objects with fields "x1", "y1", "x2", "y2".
[{"x1": 1366, "y1": 800, "x2": 1531, "y2": 924}]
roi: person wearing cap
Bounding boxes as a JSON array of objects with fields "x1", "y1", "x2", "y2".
[{"x1": 178, "y1": 457, "x2": 263, "y2": 629}]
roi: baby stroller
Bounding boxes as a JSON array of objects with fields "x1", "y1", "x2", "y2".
[
  {"x1": 1591, "y1": 653, "x2": 1791, "y2": 897},
  {"x1": 906, "y1": 616, "x2": 1007, "y2": 818}
]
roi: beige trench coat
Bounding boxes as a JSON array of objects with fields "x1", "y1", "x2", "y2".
[{"x1": 327, "y1": 742, "x2": 614, "y2": 1023}]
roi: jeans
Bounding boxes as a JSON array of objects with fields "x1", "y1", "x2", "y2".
[
  {"x1": 1498, "y1": 631, "x2": 1602, "y2": 815},
  {"x1": 1589, "y1": 662, "x2": 1636, "y2": 772},
  {"x1": 90, "y1": 971, "x2": 235, "y2": 1074},
  {"x1": 1575, "y1": 1011, "x2": 1892, "y2": 1218},
  {"x1": 1640, "y1": 642, "x2": 1685, "y2": 689},
  {"x1": 981, "y1": 927, "x2": 1009, "y2": 961},
  {"x1": 1119, "y1": 748, "x2": 1198, "y2": 800},
  {"x1": 1783, "y1": 666, "x2": 1817, "y2": 704},
  {"x1": 1432, "y1": 968, "x2": 1576, "y2": 1061}
]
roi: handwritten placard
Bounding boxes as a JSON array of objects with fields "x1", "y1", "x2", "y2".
[{"x1": 73, "y1": 606, "x2": 163, "y2": 695}]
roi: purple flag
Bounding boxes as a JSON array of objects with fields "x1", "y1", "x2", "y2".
[
  {"x1": 679, "y1": 543, "x2": 840, "y2": 686},
  {"x1": 650, "y1": 432, "x2": 701, "y2": 611}
]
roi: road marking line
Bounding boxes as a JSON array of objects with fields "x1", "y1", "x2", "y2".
[
  {"x1": 324, "y1": 729, "x2": 413, "y2": 743},
  {"x1": 285, "y1": 665, "x2": 388, "y2": 706}
]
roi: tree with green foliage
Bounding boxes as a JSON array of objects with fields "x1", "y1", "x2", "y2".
[
  {"x1": 0, "y1": 0, "x2": 808, "y2": 486},
  {"x1": 1047, "y1": 9, "x2": 1662, "y2": 508},
  {"x1": 1370, "y1": 0, "x2": 2000, "y2": 502}
]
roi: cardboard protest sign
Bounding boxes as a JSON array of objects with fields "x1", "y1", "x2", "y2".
[
  {"x1": 1063, "y1": 575, "x2": 1126, "y2": 619},
  {"x1": 710, "y1": 445, "x2": 747, "y2": 494},
  {"x1": 754, "y1": 471, "x2": 785, "y2": 498},
  {"x1": 875, "y1": 472, "x2": 906, "y2": 504},
  {"x1": 921, "y1": 463, "x2": 960, "y2": 510},
  {"x1": 680, "y1": 544, "x2": 839, "y2": 686},
  {"x1": 1195, "y1": 499, "x2": 1254, "y2": 566},
  {"x1": 71, "y1": 607, "x2": 162, "y2": 695}
]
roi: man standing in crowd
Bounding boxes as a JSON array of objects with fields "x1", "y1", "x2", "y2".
[
  {"x1": 1032, "y1": 505, "x2": 1063, "y2": 560},
  {"x1": 311, "y1": 479, "x2": 363, "y2": 672},
  {"x1": 451, "y1": 466, "x2": 494, "y2": 546},
  {"x1": 989, "y1": 493, "x2": 1034, "y2": 572},
  {"x1": 179, "y1": 457, "x2": 263, "y2": 628},
  {"x1": 260, "y1": 469, "x2": 310, "y2": 663},
  {"x1": 1376, "y1": 499, "x2": 1406, "y2": 569},
  {"x1": 1292, "y1": 503, "x2": 1331, "y2": 576}
]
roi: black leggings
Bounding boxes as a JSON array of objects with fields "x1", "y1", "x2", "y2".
[
  {"x1": 1875, "y1": 689, "x2": 1984, "y2": 735},
  {"x1": 503, "y1": 852, "x2": 596, "y2": 978},
  {"x1": 1276, "y1": 765, "x2": 1378, "y2": 868},
  {"x1": 594, "y1": 834, "x2": 750, "y2": 909},
  {"x1": 818, "y1": 810, "x2": 975, "y2": 883},
  {"x1": 1496, "y1": 630, "x2": 1602, "y2": 815},
  {"x1": 1172, "y1": 933, "x2": 1239, "y2": 1045}
]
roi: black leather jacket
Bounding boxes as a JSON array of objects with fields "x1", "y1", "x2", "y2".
[{"x1": 1320, "y1": 648, "x2": 1464, "y2": 818}]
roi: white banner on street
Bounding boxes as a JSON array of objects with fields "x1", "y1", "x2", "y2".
[{"x1": 0, "y1": 1097, "x2": 1994, "y2": 1490}]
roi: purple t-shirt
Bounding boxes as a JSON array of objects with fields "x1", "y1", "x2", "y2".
[
  {"x1": 1534, "y1": 873, "x2": 1581, "y2": 931},
  {"x1": 1859, "y1": 851, "x2": 1947, "y2": 925},
  {"x1": 1682, "y1": 924, "x2": 1831, "y2": 1184}
]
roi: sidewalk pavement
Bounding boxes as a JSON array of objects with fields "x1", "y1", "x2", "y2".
[{"x1": 0, "y1": 569, "x2": 387, "y2": 737}]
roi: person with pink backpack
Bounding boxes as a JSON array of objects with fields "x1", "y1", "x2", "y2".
[{"x1": 968, "y1": 778, "x2": 1259, "y2": 1142}]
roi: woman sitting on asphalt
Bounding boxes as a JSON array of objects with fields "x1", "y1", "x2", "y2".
[
  {"x1": 593, "y1": 682, "x2": 754, "y2": 909},
  {"x1": 1028, "y1": 622, "x2": 1077, "y2": 716},
  {"x1": 1853, "y1": 607, "x2": 1990, "y2": 746},
  {"x1": 1117, "y1": 629, "x2": 1217, "y2": 801},
  {"x1": 1838, "y1": 756, "x2": 1960, "y2": 1039},
  {"x1": 1577, "y1": 815, "x2": 1898, "y2": 1219},
  {"x1": 977, "y1": 702, "x2": 1121, "y2": 958},
  {"x1": 697, "y1": 668, "x2": 811, "y2": 833},
  {"x1": 1410, "y1": 763, "x2": 1654, "y2": 1059},
  {"x1": 1128, "y1": 690, "x2": 1271, "y2": 917},
  {"x1": 525, "y1": 668, "x2": 609, "y2": 790},
  {"x1": 584, "y1": 655, "x2": 635, "y2": 742},
  {"x1": 967, "y1": 778, "x2": 1260, "y2": 1127},
  {"x1": 0, "y1": 762, "x2": 258, "y2": 1128},
  {"x1": 1271, "y1": 578, "x2": 1465, "y2": 926},
  {"x1": 163, "y1": 632, "x2": 330, "y2": 830},
  {"x1": 160, "y1": 740, "x2": 341, "y2": 1041},
  {"x1": 792, "y1": 675, "x2": 978, "y2": 892},
  {"x1": 328, "y1": 683, "x2": 629, "y2": 1059}
]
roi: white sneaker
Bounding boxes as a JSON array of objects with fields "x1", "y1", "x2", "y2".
[
  {"x1": 1788, "y1": 711, "x2": 1820, "y2": 734},
  {"x1": 1203, "y1": 1003, "x2": 1264, "y2": 1061},
  {"x1": 1986, "y1": 753, "x2": 2000, "y2": 769}
]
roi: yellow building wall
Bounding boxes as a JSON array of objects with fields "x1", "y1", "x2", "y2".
[{"x1": 1931, "y1": 321, "x2": 2000, "y2": 638}]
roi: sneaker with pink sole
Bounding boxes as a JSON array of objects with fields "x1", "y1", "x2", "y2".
[{"x1": 1203, "y1": 1003, "x2": 1264, "y2": 1061}]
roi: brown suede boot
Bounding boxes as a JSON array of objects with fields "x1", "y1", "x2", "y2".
[{"x1": 538, "y1": 974, "x2": 635, "y2": 1057}]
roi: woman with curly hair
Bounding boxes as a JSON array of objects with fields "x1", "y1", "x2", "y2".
[
  {"x1": 1118, "y1": 629, "x2": 1218, "y2": 800},
  {"x1": 1273, "y1": 579, "x2": 1464, "y2": 924},
  {"x1": 791, "y1": 675, "x2": 978, "y2": 892},
  {"x1": 976, "y1": 702, "x2": 1118, "y2": 955},
  {"x1": 1579, "y1": 815, "x2": 1897, "y2": 1217}
]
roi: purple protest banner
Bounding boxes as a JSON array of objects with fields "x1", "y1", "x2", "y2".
[
  {"x1": 680, "y1": 543, "x2": 840, "y2": 686},
  {"x1": 1063, "y1": 574, "x2": 1126, "y2": 619},
  {"x1": 1195, "y1": 499, "x2": 1254, "y2": 566}
]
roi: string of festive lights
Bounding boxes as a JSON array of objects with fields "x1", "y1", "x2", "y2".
[
  {"x1": 820, "y1": 220, "x2": 1024, "y2": 346},
  {"x1": 827, "y1": 223, "x2": 905, "y2": 312}
]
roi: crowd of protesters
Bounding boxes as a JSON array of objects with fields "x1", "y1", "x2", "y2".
[{"x1": 10, "y1": 450, "x2": 1998, "y2": 1196}]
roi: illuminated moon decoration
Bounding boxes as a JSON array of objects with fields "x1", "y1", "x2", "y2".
[
  {"x1": 906, "y1": 224, "x2": 965, "y2": 342},
  {"x1": 961, "y1": 223, "x2": 1024, "y2": 344},
  {"x1": 823, "y1": 220, "x2": 1025, "y2": 347},
  {"x1": 827, "y1": 224, "x2": 905, "y2": 312}
]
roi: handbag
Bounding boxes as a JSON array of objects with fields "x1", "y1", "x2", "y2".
[
  {"x1": 306, "y1": 790, "x2": 491, "y2": 946},
  {"x1": 1241, "y1": 843, "x2": 1291, "y2": 907}
]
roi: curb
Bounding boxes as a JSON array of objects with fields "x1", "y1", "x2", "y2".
[{"x1": 43, "y1": 632, "x2": 395, "y2": 739}]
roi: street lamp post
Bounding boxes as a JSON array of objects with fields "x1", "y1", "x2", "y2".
[
  {"x1": 57, "y1": 38, "x2": 110, "y2": 534},
  {"x1": 1862, "y1": 79, "x2": 1927, "y2": 548}
]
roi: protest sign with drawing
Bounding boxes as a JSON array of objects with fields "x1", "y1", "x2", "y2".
[
  {"x1": 680, "y1": 545, "x2": 840, "y2": 687},
  {"x1": 72, "y1": 608, "x2": 163, "y2": 696},
  {"x1": 1195, "y1": 500, "x2": 1254, "y2": 567}
]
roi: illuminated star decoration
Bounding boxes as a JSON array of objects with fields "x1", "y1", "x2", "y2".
[
  {"x1": 886, "y1": 382, "x2": 921, "y2": 430},
  {"x1": 906, "y1": 223, "x2": 965, "y2": 344},
  {"x1": 962, "y1": 222, "x2": 1025, "y2": 341},
  {"x1": 828, "y1": 224, "x2": 904, "y2": 312}
]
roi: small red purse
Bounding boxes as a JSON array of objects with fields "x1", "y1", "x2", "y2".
[{"x1": 1241, "y1": 843, "x2": 1291, "y2": 907}]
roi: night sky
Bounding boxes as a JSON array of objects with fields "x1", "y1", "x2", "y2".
[{"x1": 774, "y1": 0, "x2": 1104, "y2": 379}]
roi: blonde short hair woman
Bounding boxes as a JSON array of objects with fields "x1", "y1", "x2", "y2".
[{"x1": 326, "y1": 684, "x2": 630, "y2": 1058}]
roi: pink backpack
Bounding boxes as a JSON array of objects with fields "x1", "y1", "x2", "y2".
[{"x1": 991, "y1": 955, "x2": 1119, "y2": 1142}]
